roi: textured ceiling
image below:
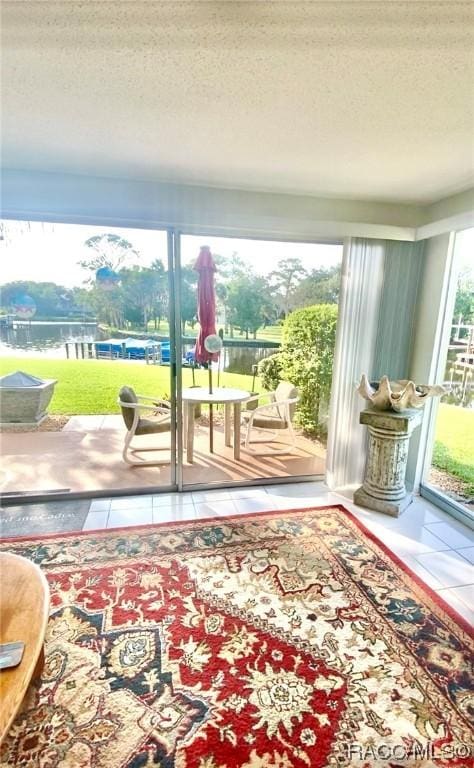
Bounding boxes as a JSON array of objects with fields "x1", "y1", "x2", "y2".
[{"x1": 2, "y1": 1, "x2": 473, "y2": 204}]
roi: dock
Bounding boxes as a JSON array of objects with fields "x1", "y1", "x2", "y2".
[{"x1": 447, "y1": 321, "x2": 473, "y2": 404}]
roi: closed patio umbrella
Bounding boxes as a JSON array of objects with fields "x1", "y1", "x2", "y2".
[
  {"x1": 194, "y1": 245, "x2": 219, "y2": 451},
  {"x1": 194, "y1": 245, "x2": 218, "y2": 371}
]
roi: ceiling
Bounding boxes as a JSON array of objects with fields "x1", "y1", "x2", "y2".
[{"x1": 2, "y1": 1, "x2": 473, "y2": 205}]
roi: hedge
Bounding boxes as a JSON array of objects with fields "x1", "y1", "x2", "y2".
[{"x1": 258, "y1": 304, "x2": 338, "y2": 436}]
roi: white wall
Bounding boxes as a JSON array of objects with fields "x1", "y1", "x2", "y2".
[
  {"x1": 4, "y1": 171, "x2": 472, "y2": 243},
  {"x1": 1, "y1": 169, "x2": 421, "y2": 241},
  {"x1": 425, "y1": 188, "x2": 474, "y2": 224}
]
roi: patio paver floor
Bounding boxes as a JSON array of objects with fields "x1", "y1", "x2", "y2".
[{"x1": 0, "y1": 416, "x2": 325, "y2": 495}]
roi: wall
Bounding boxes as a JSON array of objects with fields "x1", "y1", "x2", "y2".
[
  {"x1": 424, "y1": 188, "x2": 474, "y2": 225},
  {"x1": 1, "y1": 169, "x2": 421, "y2": 242},
  {"x1": 3, "y1": 171, "x2": 472, "y2": 242},
  {"x1": 415, "y1": 188, "x2": 474, "y2": 240}
]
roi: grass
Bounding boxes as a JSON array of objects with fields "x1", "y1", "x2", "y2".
[
  {"x1": 432, "y1": 403, "x2": 474, "y2": 495},
  {"x1": 145, "y1": 320, "x2": 283, "y2": 344},
  {"x1": 0, "y1": 357, "x2": 254, "y2": 415}
]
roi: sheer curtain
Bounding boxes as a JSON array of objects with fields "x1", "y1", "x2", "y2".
[{"x1": 326, "y1": 236, "x2": 424, "y2": 492}]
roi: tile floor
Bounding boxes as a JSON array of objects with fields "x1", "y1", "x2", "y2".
[{"x1": 1, "y1": 481, "x2": 473, "y2": 625}]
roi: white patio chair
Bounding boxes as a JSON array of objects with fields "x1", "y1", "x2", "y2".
[
  {"x1": 241, "y1": 381, "x2": 299, "y2": 454},
  {"x1": 118, "y1": 386, "x2": 171, "y2": 466}
]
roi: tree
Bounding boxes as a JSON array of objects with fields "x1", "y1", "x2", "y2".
[
  {"x1": 226, "y1": 275, "x2": 269, "y2": 339},
  {"x1": 120, "y1": 267, "x2": 156, "y2": 330},
  {"x1": 118, "y1": 261, "x2": 170, "y2": 331},
  {"x1": 292, "y1": 266, "x2": 341, "y2": 307},
  {"x1": 180, "y1": 265, "x2": 197, "y2": 333},
  {"x1": 149, "y1": 259, "x2": 168, "y2": 329},
  {"x1": 214, "y1": 252, "x2": 247, "y2": 281},
  {"x1": 88, "y1": 283, "x2": 125, "y2": 327},
  {"x1": 0, "y1": 280, "x2": 81, "y2": 318},
  {"x1": 269, "y1": 258, "x2": 307, "y2": 317},
  {"x1": 454, "y1": 268, "x2": 474, "y2": 325},
  {"x1": 78, "y1": 233, "x2": 139, "y2": 282},
  {"x1": 214, "y1": 252, "x2": 248, "y2": 333},
  {"x1": 70, "y1": 286, "x2": 97, "y2": 318}
]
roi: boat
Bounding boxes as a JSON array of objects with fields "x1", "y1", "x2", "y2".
[
  {"x1": 93, "y1": 338, "x2": 161, "y2": 360},
  {"x1": 92, "y1": 338, "x2": 196, "y2": 366}
]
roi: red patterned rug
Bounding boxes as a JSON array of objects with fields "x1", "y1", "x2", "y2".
[{"x1": 0, "y1": 505, "x2": 472, "y2": 768}]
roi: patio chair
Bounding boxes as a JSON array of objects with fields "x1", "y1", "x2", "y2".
[
  {"x1": 118, "y1": 386, "x2": 172, "y2": 466},
  {"x1": 241, "y1": 381, "x2": 299, "y2": 454}
]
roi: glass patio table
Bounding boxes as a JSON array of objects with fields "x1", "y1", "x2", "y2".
[{"x1": 182, "y1": 387, "x2": 250, "y2": 463}]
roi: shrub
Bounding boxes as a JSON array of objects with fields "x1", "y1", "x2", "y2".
[
  {"x1": 258, "y1": 353, "x2": 284, "y2": 391},
  {"x1": 280, "y1": 304, "x2": 338, "y2": 436}
]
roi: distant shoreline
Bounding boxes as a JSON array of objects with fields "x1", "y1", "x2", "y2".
[{"x1": 6, "y1": 320, "x2": 97, "y2": 326}]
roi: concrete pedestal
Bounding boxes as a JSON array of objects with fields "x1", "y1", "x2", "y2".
[{"x1": 354, "y1": 408, "x2": 423, "y2": 517}]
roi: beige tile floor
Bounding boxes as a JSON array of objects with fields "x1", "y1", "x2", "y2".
[{"x1": 0, "y1": 415, "x2": 326, "y2": 494}]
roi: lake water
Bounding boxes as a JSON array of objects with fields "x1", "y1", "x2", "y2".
[
  {"x1": 0, "y1": 321, "x2": 102, "y2": 358},
  {"x1": 0, "y1": 321, "x2": 276, "y2": 375}
]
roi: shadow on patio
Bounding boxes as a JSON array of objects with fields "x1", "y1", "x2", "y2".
[{"x1": 0, "y1": 415, "x2": 326, "y2": 496}]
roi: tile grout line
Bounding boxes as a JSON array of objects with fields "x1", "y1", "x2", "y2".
[
  {"x1": 411, "y1": 550, "x2": 472, "y2": 577},
  {"x1": 428, "y1": 527, "x2": 468, "y2": 543},
  {"x1": 419, "y1": 524, "x2": 469, "y2": 549}
]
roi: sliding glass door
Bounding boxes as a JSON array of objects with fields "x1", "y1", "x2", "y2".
[
  {"x1": 176, "y1": 232, "x2": 343, "y2": 489},
  {"x1": 421, "y1": 228, "x2": 474, "y2": 525},
  {"x1": 0, "y1": 219, "x2": 178, "y2": 500},
  {"x1": 1, "y1": 219, "x2": 344, "y2": 500}
]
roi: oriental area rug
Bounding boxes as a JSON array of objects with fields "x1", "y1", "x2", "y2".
[{"x1": 0, "y1": 506, "x2": 472, "y2": 768}]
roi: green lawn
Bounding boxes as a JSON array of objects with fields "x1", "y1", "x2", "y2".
[
  {"x1": 145, "y1": 320, "x2": 283, "y2": 344},
  {"x1": 0, "y1": 358, "x2": 254, "y2": 415},
  {"x1": 433, "y1": 403, "x2": 474, "y2": 495}
]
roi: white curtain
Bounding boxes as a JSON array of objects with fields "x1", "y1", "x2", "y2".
[{"x1": 326, "y1": 237, "x2": 385, "y2": 490}]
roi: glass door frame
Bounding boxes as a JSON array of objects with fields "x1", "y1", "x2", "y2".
[
  {"x1": 0, "y1": 216, "x2": 180, "y2": 505},
  {"x1": 170, "y1": 230, "x2": 184, "y2": 492},
  {"x1": 167, "y1": 229, "x2": 180, "y2": 491},
  {"x1": 1, "y1": 214, "x2": 343, "y2": 502},
  {"x1": 419, "y1": 229, "x2": 474, "y2": 529},
  {"x1": 173, "y1": 226, "x2": 343, "y2": 492}
]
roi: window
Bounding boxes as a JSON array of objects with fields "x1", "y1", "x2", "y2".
[{"x1": 421, "y1": 228, "x2": 474, "y2": 523}]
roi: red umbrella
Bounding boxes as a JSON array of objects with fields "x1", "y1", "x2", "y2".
[
  {"x1": 194, "y1": 245, "x2": 219, "y2": 451},
  {"x1": 194, "y1": 245, "x2": 218, "y2": 367}
]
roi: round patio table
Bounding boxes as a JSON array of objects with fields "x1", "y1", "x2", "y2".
[{"x1": 182, "y1": 387, "x2": 250, "y2": 463}]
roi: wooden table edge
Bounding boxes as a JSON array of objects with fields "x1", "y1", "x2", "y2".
[{"x1": 0, "y1": 553, "x2": 50, "y2": 746}]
